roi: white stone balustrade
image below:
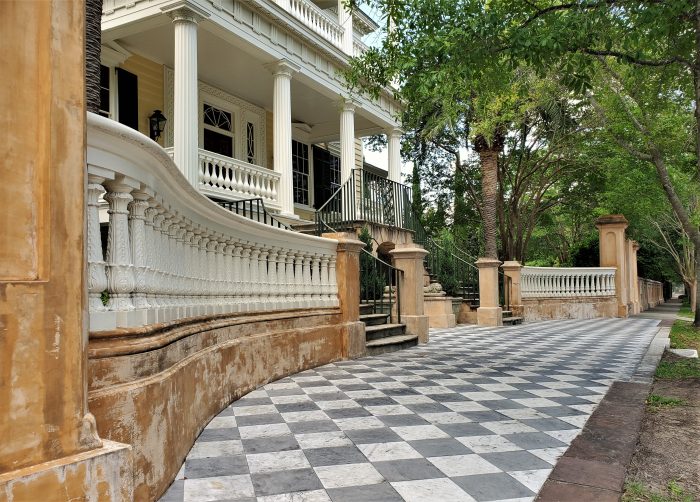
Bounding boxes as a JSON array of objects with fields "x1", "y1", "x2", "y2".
[
  {"x1": 284, "y1": 0, "x2": 344, "y2": 49},
  {"x1": 196, "y1": 149, "x2": 281, "y2": 209},
  {"x1": 87, "y1": 113, "x2": 338, "y2": 331},
  {"x1": 521, "y1": 267, "x2": 617, "y2": 299}
]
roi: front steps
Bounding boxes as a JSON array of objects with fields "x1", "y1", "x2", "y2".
[
  {"x1": 502, "y1": 310, "x2": 523, "y2": 325},
  {"x1": 360, "y1": 303, "x2": 417, "y2": 355}
]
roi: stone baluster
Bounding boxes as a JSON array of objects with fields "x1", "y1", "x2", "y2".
[
  {"x1": 175, "y1": 220, "x2": 189, "y2": 308},
  {"x1": 320, "y1": 255, "x2": 330, "y2": 305},
  {"x1": 285, "y1": 251, "x2": 296, "y2": 307},
  {"x1": 104, "y1": 179, "x2": 135, "y2": 312},
  {"x1": 249, "y1": 246, "x2": 261, "y2": 310},
  {"x1": 302, "y1": 254, "x2": 313, "y2": 307},
  {"x1": 328, "y1": 255, "x2": 337, "y2": 305},
  {"x1": 143, "y1": 202, "x2": 159, "y2": 310},
  {"x1": 311, "y1": 254, "x2": 322, "y2": 306},
  {"x1": 216, "y1": 237, "x2": 227, "y2": 311},
  {"x1": 258, "y1": 247, "x2": 270, "y2": 308},
  {"x1": 240, "y1": 243, "x2": 252, "y2": 312},
  {"x1": 129, "y1": 190, "x2": 150, "y2": 310},
  {"x1": 206, "y1": 236, "x2": 218, "y2": 312},
  {"x1": 294, "y1": 253, "x2": 305, "y2": 308},
  {"x1": 87, "y1": 174, "x2": 108, "y2": 312},
  {"x1": 268, "y1": 248, "x2": 280, "y2": 309},
  {"x1": 150, "y1": 209, "x2": 166, "y2": 308}
]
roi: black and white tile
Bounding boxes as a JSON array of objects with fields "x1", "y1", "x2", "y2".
[{"x1": 160, "y1": 317, "x2": 658, "y2": 502}]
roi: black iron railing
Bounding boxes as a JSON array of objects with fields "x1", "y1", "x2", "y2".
[
  {"x1": 213, "y1": 197, "x2": 290, "y2": 230},
  {"x1": 315, "y1": 169, "x2": 418, "y2": 235},
  {"x1": 360, "y1": 249, "x2": 402, "y2": 323}
]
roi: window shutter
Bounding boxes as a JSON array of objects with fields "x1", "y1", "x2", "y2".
[{"x1": 116, "y1": 68, "x2": 138, "y2": 131}]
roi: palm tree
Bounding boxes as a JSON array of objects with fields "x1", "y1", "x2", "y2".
[
  {"x1": 474, "y1": 131, "x2": 504, "y2": 260},
  {"x1": 86, "y1": 0, "x2": 103, "y2": 114}
]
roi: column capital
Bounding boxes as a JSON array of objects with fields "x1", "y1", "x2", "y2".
[
  {"x1": 386, "y1": 126, "x2": 404, "y2": 138},
  {"x1": 162, "y1": 2, "x2": 210, "y2": 23},
  {"x1": 266, "y1": 59, "x2": 301, "y2": 78},
  {"x1": 338, "y1": 98, "x2": 358, "y2": 113},
  {"x1": 595, "y1": 214, "x2": 628, "y2": 230}
]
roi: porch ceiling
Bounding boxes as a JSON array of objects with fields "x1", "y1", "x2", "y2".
[{"x1": 112, "y1": 20, "x2": 383, "y2": 142}]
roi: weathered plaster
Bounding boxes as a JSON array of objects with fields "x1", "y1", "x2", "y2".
[{"x1": 521, "y1": 297, "x2": 617, "y2": 322}]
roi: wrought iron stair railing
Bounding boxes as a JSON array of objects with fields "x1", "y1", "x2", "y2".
[{"x1": 212, "y1": 197, "x2": 291, "y2": 230}]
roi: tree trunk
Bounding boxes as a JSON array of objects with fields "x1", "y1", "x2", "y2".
[
  {"x1": 86, "y1": 0, "x2": 103, "y2": 114},
  {"x1": 475, "y1": 135, "x2": 500, "y2": 260},
  {"x1": 690, "y1": 279, "x2": 697, "y2": 314},
  {"x1": 695, "y1": 248, "x2": 700, "y2": 325}
]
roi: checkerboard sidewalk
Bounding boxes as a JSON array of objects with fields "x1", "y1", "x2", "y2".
[{"x1": 159, "y1": 317, "x2": 659, "y2": 502}]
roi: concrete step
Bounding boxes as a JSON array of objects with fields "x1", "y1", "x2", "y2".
[
  {"x1": 359, "y1": 303, "x2": 374, "y2": 315},
  {"x1": 360, "y1": 313, "x2": 390, "y2": 326},
  {"x1": 365, "y1": 323, "x2": 406, "y2": 341},
  {"x1": 502, "y1": 310, "x2": 512, "y2": 318},
  {"x1": 366, "y1": 333, "x2": 419, "y2": 356},
  {"x1": 503, "y1": 316, "x2": 523, "y2": 325}
]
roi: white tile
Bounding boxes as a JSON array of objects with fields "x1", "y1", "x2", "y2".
[
  {"x1": 270, "y1": 394, "x2": 313, "y2": 405},
  {"x1": 544, "y1": 429, "x2": 580, "y2": 443},
  {"x1": 304, "y1": 386, "x2": 341, "y2": 395},
  {"x1": 316, "y1": 399, "x2": 360, "y2": 411},
  {"x1": 477, "y1": 383, "x2": 518, "y2": 392},
  {"x1": 421, "y1": 412, "x2": 472, "y2": 424},
  {"x1": 496, "y1": 408, "x2": 549, "y2": 420},
  {"x1": 175, "y1": 462, "x2": 185, "y2": 480},
  {"x1": 460, "y1": 391, "x2": 505, "y2": 401},
  {"x1": 429, "y1": 454, "x2": 501, "y2": 477},
  {"x1": 266, "y1": 382, "x2": 302, "y2": 390},
  {"x1": 391, "y1": 395, "x2": 436, "y2": 405},
  {"x1": 569, "y1": 403, "x2": 596, "y2": 413},
  {"x1": 508, "y1": 469, "x2": 552, "y2": 492},
  {"x1": 481, "y1": 420, "x2": 537, "y2": 435},
  {"x1": 443, "y1": 401, "x2": 490, "y2": 412},
  {"x1": 391, "y1": 478, "x2": 477, "y2": 502},
  {"x1": 233, "y1": 404, "x2": 278, "y2": 416},
  {"x1": 456, "y1": 435, "x2": 522, "y2": 453},
  {"x1": 491, "y1": 376, "x2": 529, "y2": 384},
  {"x1": 314, "y1": 463, "x2": 384, "y2": 489},
  {"x1": 257, "y1": 490, "x2": 332, "y2": 502},
  {"x1": 183, "y1": 474, "x2": 254, "y2": 502},
  {"x1": 539, "y1": 381, "x2": 578, "y2": 390},
  {"x1": 525, "y1": 389, "x2": 569, "y2": 398},
  {"x1": 295, "y1": 431, "x2": 353, "y2": 449},
  {"x1": 281, "y1": 410, "x2": 329, "y2": 423},
  {"x1": 247, "y1": 450, "x2": 310, "y2": 473},
  {"x1": 358, "y1": 442, "x2": 422, "y2": 462},
  {"x1": 365, "y1": 405, "x2": 413, "y2": 416},
  {"x1": 529, "y1": 447, "x2": 567, "y2": 465},
  {"x1": 187, "y1": 440, "x2": 244, "y2": 459},
  {"x1": 370, "y1": 381, "x2": 408, "y2": 390},
  {"x1": 392, "y1": 425, "x2": 450, "y2": 441},
  {"x1": 333, "y1": 416, "x2": 385, "y2": 430},
  {"x1": 293, "y1": 376, "x2": 326, "y2": 383},
  {"x1": 557, "y1": 415, "x2": 588, "y2": 427},
  {"x1": 205, "y1": 416, "x2": 237, "y2": 429},
  {"x1": 344, "y1": 389, "x2": 386, "y2": 399},
  {"x1": 512, "y1": 398, "x2": 561, "y2": 408},
  {"x1": 238, "y1": 423, "x2": 291, "y2": 439},
  {"x1": 413, "y1": 386, "x2": 452, "y2": 395}
]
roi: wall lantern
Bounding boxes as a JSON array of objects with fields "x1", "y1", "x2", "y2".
[{"x1": 149, "y1": 110, "x2": 167, "y2": 142}]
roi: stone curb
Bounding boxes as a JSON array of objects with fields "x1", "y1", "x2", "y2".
[{"x1": 535, "y1": 326, "x2": 669, "y2": 502}]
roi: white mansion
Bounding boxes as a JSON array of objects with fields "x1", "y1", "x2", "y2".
[{"x1": 100, "y1": 0, "x2": 403, "y2": 220}]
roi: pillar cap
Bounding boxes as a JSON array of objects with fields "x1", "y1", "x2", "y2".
[
  {"x1": 475, "y1": 257, "x2": 502, "y2": 268},
  {"x1": 322, "y1": 232, "x2": 365, "y2": 253},
  {"x1": 389, "y1": 246, "x2": 428, "y2": 259},
  {"x1": 500, "y1": 260, "x2": 522, "y2": 270},
  {"x1": 265, "y1": 59, "x2": 301, "y2": 77},
  {"x1": 162, "y1": 1, "x2": 210, "y2": 22},
  {"x1": 595, "y1": 214, "x2": 628, "y2": 229}
]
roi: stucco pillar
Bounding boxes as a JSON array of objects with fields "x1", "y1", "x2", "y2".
[
  {"x1": 338, "y1": 0, "x2": 354, "y2": 54},
  {"x1": 387, "y1": 127, "x2": 402, "y2": 183},
  {"x1": 596, "y1": 214, "x2": 630, "y2": 317},
  {"x1": 340, "y1": 100, "x2": 356, "y2": 183},
  {"x1": 322, "y1": 232, "x2": 366, "y2": 358},
  {"x1": 629, "y1": 240, "x2": 641, "y2": 314},
  {"x1": 0, "y1": 0, "x2": 132, "y2": 498},
  {"x1": 270, "y1": 60, "x2": 299, "y2": 217},
  {"x1": 390, "y1": 245, "x2": 430, "y2": 342},
  {"x1": 476, "y1": 258, "x2": 503, "y2": 326},
  {"x1": 501, "y1": 261, "x2": 523, "y2": 317},
  {"x1": 168, "y1": 5, "x2": 208, "y2": 186}
]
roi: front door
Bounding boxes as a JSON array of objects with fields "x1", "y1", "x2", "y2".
[{"x1": 312, "y1": 146, "x2": 340, "y2": 209}]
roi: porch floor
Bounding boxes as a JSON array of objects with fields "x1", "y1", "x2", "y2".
[{"x1": 160, "y1": 317, "x2": 660, "y2": 502}]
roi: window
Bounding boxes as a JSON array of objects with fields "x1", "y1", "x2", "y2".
[
  {"x1": 99, "y1": 65, "x2": 110, "y2": 118},
  {"x1": 203, "y1": 104, "x2": 234, "y2": 157},
  {"x1": 246, "y1": 122, "x2": 255, "y2": 164},
  {"x1": 292, "y1": 140, "x2": 309, "y2": 206},
  {"x1": 312, "y1": 146, "x2": 340, "y2": 209},
  {"x1": 116, "y1": 67, "x2": 138, "y2": 130}
]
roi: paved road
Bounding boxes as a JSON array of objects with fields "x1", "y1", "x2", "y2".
[{"x1": 160, "y1": 317, "x2": 660, "y2": 502}]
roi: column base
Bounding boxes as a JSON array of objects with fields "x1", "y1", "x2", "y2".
[
  {"x1": 342, "y1": 321, "x2": 366, "y2": 359},
  {"x1": 617, "y1": 304, "x2": 629, "y2": 318},
  {"x1": 402, "y1": 314, "x2": 429, "y2": 343},
  {"x1": 477, "y1": 306, "x2": 503, "y2": 327},
  {"x1": 0, "y1": 440, "x2": 133, "y2": 501}
]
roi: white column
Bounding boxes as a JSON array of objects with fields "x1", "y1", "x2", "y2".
[
  {"x1": 339, "y1": 100, "x2": 356, "y2": 183},
  {"x1": 337, "y1": 0, "x2": 353, "y2": 54},
  {"x1": 168, "y1": 7, "x2": 207, "y2": 186},
  {"x1": 387, "y1": 127, "x2": 402, "y2": 183},
  {"x1": 269, "y1": 60, "x2": 299, "y2": 216}
]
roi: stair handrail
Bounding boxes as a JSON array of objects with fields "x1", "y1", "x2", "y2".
[
  {"x1": 360, "y1": 248, "x2": 402, "y2": 324},
  {"x1": 213, "y1": 196, "x2": 291, "y2": 230}
]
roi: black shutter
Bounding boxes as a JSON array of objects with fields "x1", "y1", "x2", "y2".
[{"x1": 116, "y1": 68, "x2": 138, "y2": 131}]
